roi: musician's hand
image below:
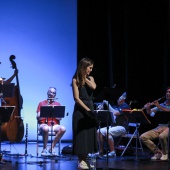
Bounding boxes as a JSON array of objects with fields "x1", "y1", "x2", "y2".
[
  {"x1": 97, "y1": 104, "x2": 104, "y2": 110},
  {"x1": 144, "y1": 102, "x2": 151, "y2": 109},
  {"x1": 152, "y1": 100, "x2": 160, "y2": 107}
]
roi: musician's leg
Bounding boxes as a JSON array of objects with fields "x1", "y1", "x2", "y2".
[
  {"x1": 97, "y1": 127, "x2": 106, "y2": 154},
  {"x1": 108, "y1": 126, "x2": 126, "y2": 153},
  {"x1": 52, "y1": 124, "x2": 66, "y2": 149},
  {"x1": 39, "y1": 124, "x2": 49, "y2": 149},
  {"x1": 107, "y1": 134, "x2": 114, "y2": 152},
  {"x1": 159, "y1": 126, "x2": 169, "y2": 155},
  {"x1": 140, "y1": 127, "x2": 162, "y2": 155}
]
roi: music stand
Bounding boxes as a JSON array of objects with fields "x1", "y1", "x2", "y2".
[
  {"x1": 95, "y1": 110, "x2": 115, "y2": 168},
  {"x1": 95, "y1": 110, "x2": 114, "y2": 125},
  {"x1": 122, "y1": 109, "x2": 151, "y2": 161},
  {"x1": 40, "y1": 106, "x2": 65, "y2": 156},
  {"x1": 0, "y1": 106, "x2": 15, "y2": 164},
  {"x1": 94, "y1": 87, "x2": 120, "y2": 170},
  {"x1": 0, "y1": 83, "x2": 15, "y2": 98}
]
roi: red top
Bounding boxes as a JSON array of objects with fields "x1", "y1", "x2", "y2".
[{"x1": 36, "y1": 100, "x2": 61, "y2": 126}]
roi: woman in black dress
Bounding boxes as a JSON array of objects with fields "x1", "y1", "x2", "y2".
[{"x1": 72, "y1": 58, "x2": 97, "y2": 169}]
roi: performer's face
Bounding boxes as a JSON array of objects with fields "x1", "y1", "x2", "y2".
[
  {"x1": 166, "y1": 89, "x2": 170, "y2": 100},
  {"x1": 47, "y1": 88, "x2": 56, "y2": 98},
  {"x1": 86, "y1": 64, "x2": 93, "y2": 76}
]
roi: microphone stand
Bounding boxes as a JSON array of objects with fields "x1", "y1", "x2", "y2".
[{"x1": 98, "y1": 101, "x2": 113, "y2": 169}]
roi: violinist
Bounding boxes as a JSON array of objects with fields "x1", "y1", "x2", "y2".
[
  {"x1": 36, "y1": 87, "x2": 66, "y2": 156},
  {"x1": 140, "y1": 87, "x2": 170, "y2": 161}
]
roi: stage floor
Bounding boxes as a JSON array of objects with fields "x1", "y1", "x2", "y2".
[{"x1": 0, "y1": 142, "x2": 170, "y2": 170}]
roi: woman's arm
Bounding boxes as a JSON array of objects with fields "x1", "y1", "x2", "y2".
[
  {"x1": 153, "y1": 100, "x2": 170, "y2": 112},
  {"x1": 85, "y1": 76, "x2": 96, "y2": 90},
  {"x1": 4, "y1": 70, "x2": 17, "y2": 84}
]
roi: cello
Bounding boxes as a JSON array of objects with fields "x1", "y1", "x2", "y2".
[{"x1": 1, "y1": 55, "x2": 24, "y2": 142}]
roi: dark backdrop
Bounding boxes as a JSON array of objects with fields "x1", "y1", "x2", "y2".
[{"x1": 77, "y1": 0, "x2": 170, "y2": 133}]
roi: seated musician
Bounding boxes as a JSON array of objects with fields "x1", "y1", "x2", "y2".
[
  {"x1": 36, "y1": 87, "x2": 66, "y2": 156},
  {"x1": 96, "y1": 92, "x2": 130, "y2": 157},
  {"x1": 140, "y1": 87, "x2": 170, "y2": 161}
]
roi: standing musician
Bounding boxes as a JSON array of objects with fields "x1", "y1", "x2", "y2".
[
  {"x1": 140, "y1": 87, "x2": 170, "y2": 161},
  {"x1": 36, "y1": 87, "x2": 66, "y2": 156}
]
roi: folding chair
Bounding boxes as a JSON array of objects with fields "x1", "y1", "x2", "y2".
[{"x1": 116, "y1": 123, "x2": 144, "y2": 156}]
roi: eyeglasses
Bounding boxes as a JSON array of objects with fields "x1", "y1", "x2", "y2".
[{"x1": 166, "y1": 91, "x2": 170, "y2": 93}]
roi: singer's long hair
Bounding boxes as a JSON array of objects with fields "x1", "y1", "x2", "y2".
[{"x1": 72, "y1": 58, "x2": 94, "y2": 88}]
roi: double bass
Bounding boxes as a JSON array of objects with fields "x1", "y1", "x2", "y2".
[{"x1": 1, "y1": 55, "x2": 24, "y2": 142}]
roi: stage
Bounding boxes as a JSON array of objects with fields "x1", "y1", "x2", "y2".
[{"x1": 0, "y1": 141, "x2": 169, "y2": 170}]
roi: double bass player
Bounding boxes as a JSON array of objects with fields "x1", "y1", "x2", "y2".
[{"x1": 1, "y1": 56, "x2": 24, "y2": 143}]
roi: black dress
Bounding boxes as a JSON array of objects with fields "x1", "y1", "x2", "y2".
[{"x1": 72, "y1": 84, "x2": 97, "y2": 155}]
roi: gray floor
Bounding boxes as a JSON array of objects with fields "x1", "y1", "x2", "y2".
[{"x1": 0, "y1": 141, "x2": 170, "y2": 170}]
